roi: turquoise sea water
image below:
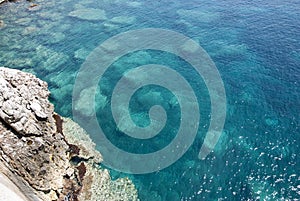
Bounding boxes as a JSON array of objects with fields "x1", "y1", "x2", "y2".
[{"x1": 0, "y1": 0, "x2": 299, "y2": 200}]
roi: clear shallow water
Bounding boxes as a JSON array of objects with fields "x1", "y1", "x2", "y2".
[{"x1": 0, "y1": 0, "x2": 300, "y2": 200}]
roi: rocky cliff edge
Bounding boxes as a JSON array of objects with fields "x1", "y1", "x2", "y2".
[{"x1": 0, "y1": 67, "x2": 139, "y2": 201}]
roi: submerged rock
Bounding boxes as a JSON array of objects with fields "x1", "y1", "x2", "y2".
[
  {"x1": 15, "y1": 17, "x2": 32, "y2": 26},
  {"x1": 177, "y1": 9, "x2": 219, "y2": 23},
  {"x1": 127, "y1": 1, "x2": 142, "y2": 7},
  {"x1": 22, "y1": 26, "x2": 39, "y2": 35},
  {"x1": 35, "y1": 45, "x2": 69, "y2": 72},
  {"x1": 74, "y1": 48, "x2": 90, "y2": 60},
  {"x1": 103, "y1": 15, "x2": 136, "y2": 32},
  {"x1": 265, "y1": 117, "x2": 279, "y2": 126},
  {"x1": 0, "y1": 20, "x2": 5, "y2": 28},
  {"x1": 74, "y1": 86, "x2": 108, "y2": 117},
  {"x1": 109, "y1": 16, "x2": 136, "y2": 25},
  {"x1": 103, "y1": 22, "x2": 120, "y2": 31},
  {"x1": 199, "y1": 130, "x2": 228, "y2": 159},
  {"x1": 69, "y1": 8, "x2": 107, "y2": 21},
  {"x1": 0, "y1": 67, "x2": 139, "y2": 201}
]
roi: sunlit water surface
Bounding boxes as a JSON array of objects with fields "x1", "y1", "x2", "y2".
[{"x1": 0, "y1": 0, "x2": 299, "y2": 200}]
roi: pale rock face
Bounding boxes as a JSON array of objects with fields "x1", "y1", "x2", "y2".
[
  {"x1": 0, "y1": 67, "x2": 53, "y2": 136},
  {"x1": 0, "y1": 67, "x2": 76, "y2": 200},
  {"x1": 0, "y1": 67, "x2": 139, "y2": 201}
]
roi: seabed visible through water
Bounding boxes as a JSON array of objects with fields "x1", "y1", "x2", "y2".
[{"x1": 0, "y1": 0, "x2": 299, "y2": 200}]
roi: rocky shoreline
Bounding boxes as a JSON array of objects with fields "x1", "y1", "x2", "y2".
[{"x1": 0, "y1": 67, "x2": 139, "y2": 201}]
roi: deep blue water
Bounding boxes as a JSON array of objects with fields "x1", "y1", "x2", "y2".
[{"x1": 0, "y1": 0, "x2": 299, "y2": 200}]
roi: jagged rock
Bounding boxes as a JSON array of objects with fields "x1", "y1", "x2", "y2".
[
  {"x1": 0, "y1": 67, "x2": 139, "y2": 201},
  {"x1": 0, "y1": 67, "x2": 54, "y2": 136},
  {"x1": 63, "y1": 117, "x2": 139, "y2": 201},
  {"x1": 79, "y1": 164, "x2": 139, "y2": 201},
  {"x1": 0, "y1": 67, "x2": 79, "y2": 200},
  {"x1": 62, "y1": 117, "x2": 102, "y2": 164}
]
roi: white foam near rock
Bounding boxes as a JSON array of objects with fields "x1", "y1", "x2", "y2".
[{"x1": 69, "y1": 8, "x2": 107, "y2": 21}]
